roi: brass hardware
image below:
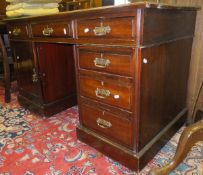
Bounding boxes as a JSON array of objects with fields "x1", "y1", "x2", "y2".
[
  {"x1": 95, "y1": 88, "x2": 110, "y2": 99},
  {"x1": 96, "y1": 118, "x2": 112, "y2": 129},
  {"x1": 94, "y1": 55, "x2": 110, "y2": 68},
  {"x1": 32, "y1": 68, "x2": 38, "y2": 83},
  {"x1": 93, "y1": 23, "x2": 111, "y2": 36},
  {"x1": 42, "y1": 26, "x2": 54, "y2": 36},
  {"x1": 12, "y1": 28, "x2": 21, "y2": 36}
]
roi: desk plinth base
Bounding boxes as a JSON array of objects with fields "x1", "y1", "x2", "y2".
[
  {"x1": 77, "y1": 111, "x2": 186, "y2": 172},
  {"x1": 18, "y1": 94, "x2": 77, "y2": 117}
]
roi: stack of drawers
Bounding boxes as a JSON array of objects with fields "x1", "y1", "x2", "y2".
[
  {"x1": 77, "y1": 46, "x2": 134, "y2": 148},
  {"x1": 75, "y1": 7, "x2": 197, "y2": 171},
  {"x1": 75, "y1": 15, "x2": 137, "y2": 149}
]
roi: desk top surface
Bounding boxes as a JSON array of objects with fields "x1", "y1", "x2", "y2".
[{"x1": 3, "y1": 2, "x2": 200, "y2": 23}]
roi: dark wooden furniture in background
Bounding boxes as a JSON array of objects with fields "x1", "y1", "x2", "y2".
[
  {"x1": 0, "y1": 0, "x2": 7, "y2": 20},
  {"x1": 102, "y1": 0, "x2": 114, "y2": 6},
  {"x1": 0, "y1": 22, "x2": 11, "y2": 102},
  {"x1": 59, "y1": 0, "x2": 93, "y2": 11},
  {"x1": 4, "y1": 2, "x2": 199, "y2": 171}
]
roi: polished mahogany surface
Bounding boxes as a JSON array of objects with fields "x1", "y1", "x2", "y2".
[{"x1": 4, "y1": 2, "x2": 199, "y2": 172}]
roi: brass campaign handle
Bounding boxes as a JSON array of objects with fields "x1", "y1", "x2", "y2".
[
  {"x1": 95, "y1": 88, "x2": 110, "y2": 99},
  {"x1": 93, "y1": 24, "x2": 111, "y2": 36},
  {"x1": 42, "y1": 26, "x2": 54, "y2": 36},
  {"x1": 97, "y1": 118, "x2": 112, "y2": 129}
]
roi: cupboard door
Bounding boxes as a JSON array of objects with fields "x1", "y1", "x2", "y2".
[
  {"x1": 11, "y1": 41, "x2": 41, "y2": 101},
  {"x1": 35, "y1": 43, "x2": 76, "y2": 104}
]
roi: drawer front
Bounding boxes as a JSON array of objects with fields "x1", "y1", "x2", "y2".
[
  {"x1": 78, "y1": 48, "x2": 133, "y2": 76},
  {"x1": 80, "y1": 76, "x2": 132, "y2": 110},
  {"x1": 8, "y1": 24, "x2": 29, "y2": 39},
  {"x1": 77, "y1": 17, "x2": 135, "y2": 40},
  {"x1": 81, "y1": 103, "x2": 133, "y2": 147},
  {"x1": 31, "y1": 21, "x2": 73, "y2": 38}
]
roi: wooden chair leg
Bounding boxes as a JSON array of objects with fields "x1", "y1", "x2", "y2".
[
  {"x1": 0, "y1": 36, "x2": 11, "y2": 103},
  {"x1": 149, "y1": 120, "x2": 203, "y2": 175}
]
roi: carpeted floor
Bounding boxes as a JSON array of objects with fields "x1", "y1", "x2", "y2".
[{"x1": 0, "y1": 84, "x2": 203, "y2": 175}]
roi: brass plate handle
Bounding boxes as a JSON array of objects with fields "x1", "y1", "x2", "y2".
[
  {"x1": 95, "y1": 88, "x2": 110, "y2": 99},
  {"x1": 32, "y1": 68, "x2": 38, "y2": 83},
  {"x1": 94, "y1": 57, "x2": 110, "y2": 68},
  {"x1": 93, "y1": 25, "x2": 111, "y2": 36},
  {"x1": 42, "y1": 26, "x2": 54, "y2": 36},
  {"x1": 97, "y1": 118, "x2": 112, "y2": 129},
  {"x1": 12, "y1": 28, "x2": 21, "y2": 36}
]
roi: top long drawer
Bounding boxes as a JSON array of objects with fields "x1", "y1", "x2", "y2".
[
  {"x1": 76, "y1": 16, "x2": 136, "y2": 41},
  {"x1": 31, "y1": 21, "x2": 73, "y2": 38},
  {"x1": 8, "y1": 24, "x2": 29, "y2": 39}
]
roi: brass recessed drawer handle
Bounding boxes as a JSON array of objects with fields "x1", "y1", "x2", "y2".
[
  {"x1": 94, "y1": 57, "x2": 110, "y2": 68},
  {"x1": 12, "y1": 28, "x2": 21, "y2": 36},
  {"x1": 93, "y1": 25, "x2": 111, "y2": 36},
  {"x1": 32, "y1": 68, "x2": 38, "y2": 83},
  {"x1": 97, "y1": 118, "x2": 112, "y2": 129},
  {"x1": 95, "y1": 88, "x2": 110, "y2": 99},
  {"x1": 42, "y1": 26, "x2": 54, "y2": 36}
]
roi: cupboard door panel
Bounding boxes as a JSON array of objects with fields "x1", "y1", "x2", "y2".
[
  {"x1": 11, "y1": 41, "x2": 41, "y2": 101},
  {"x1": 35, "y1": 43, "x2": 76, "y2": 104}
]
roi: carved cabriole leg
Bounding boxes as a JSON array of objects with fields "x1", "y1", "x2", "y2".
[{"x1": 149, "y1": 120, "x2": 203, "y2": 175}]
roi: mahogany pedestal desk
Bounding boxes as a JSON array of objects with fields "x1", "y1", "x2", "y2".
[{"x1": 4, "y1": 2, "x2": 199, "y2": 171}]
